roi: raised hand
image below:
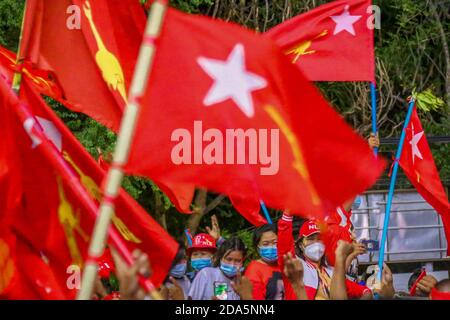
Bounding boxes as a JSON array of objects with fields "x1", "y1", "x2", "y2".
[
  {"x1": 373, "y1": 263, "x2": 395, "y2": 299},
  {"x1": 231, "y1": 268, "x2": 253, "y2": 300},
  {"x1": 283, "y1": 252, "x2": 303, "y2": 286},
  {"x1": 205, "y1": 215, "x2": 221, "y2": 241},
  {"x1": 168, "y1": 277, "x2": 185, "y2": 300},
  {"x1": 110, "y1": 248, "x2": 152, "y2": 300}
]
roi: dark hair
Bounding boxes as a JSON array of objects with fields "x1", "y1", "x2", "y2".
[
  {"x1": 170, "y1": 240, "x2": 187, "y2": 269},
  {"x1": 435, "y1": 279, "x2": 450, "y2": 292},
  {"x1": 253, "y1": 224, "x2": 277, "y2": 248},
  {"x1": 213, "y1": 237, "x2": 247, "y2": 267}
]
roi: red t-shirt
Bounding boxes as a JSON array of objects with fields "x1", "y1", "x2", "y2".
[{"x1": 244, "y1": 260, "x2": 285, "y2": 300}]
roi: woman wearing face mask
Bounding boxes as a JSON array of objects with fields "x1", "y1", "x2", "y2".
[
  {"x1": 188, "y1": 237, "x2": 251, "y2": 300},
  {"x1": 277, "y1": 212, "x2": 372, "y2": 300},
  {"x1": 162, "y1": 241, "x2": 191, "y2": 299},
  {"x1": 187, "y1": 233, "x2": 217, "y2": 280},
  {"x1": 244, "y1": 224, "x2": 285, "y2": 300}
]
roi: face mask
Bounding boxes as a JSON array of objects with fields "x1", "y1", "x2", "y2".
[
  {"x1": 220, "y1": 262, "x2": 244, "y2": 278},
  {"x1": 190, "y1": 258, "x2": 212, "y2": 271},
  {"x1": 258, "y1": 246, "x2": 278, "y2": 263},
  {"x1": 170, "y1": 263, "x2": 187, "y2": 278},
  {"x1": 304, "y1": 242, "x2": 325, "y2": 262}
]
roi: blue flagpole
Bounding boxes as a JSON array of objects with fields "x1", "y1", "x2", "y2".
[
  {"x1": 260, "y1": 200, "x2": 273, "y2": 224},
  {"x1": 377, "y1": 99, "x2": 415, "y2": 281},
  {"x1": 370, "y1": 82, "x2": 378, "y2": 156}
]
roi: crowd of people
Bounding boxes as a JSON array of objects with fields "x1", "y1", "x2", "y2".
[{"x1": 89, "y1": 135, "x2": 450, "y2": 301}]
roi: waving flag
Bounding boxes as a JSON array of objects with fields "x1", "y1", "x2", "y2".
[
  {"x1": 266, "y1": 0, "x2": 375, "y2": 82},
  {"x1": 125, "y1": 8, "x2": 385, "y2": 218},
  {"x1": 19, "y1": 0, "x2": 194, "y2": 213},
  {"x1": 399, "y1": 106, "x2": 450, "y2": 254},
  {"x1": 0, "y1": 228, "x2": 69, "y2": 300},
  {"x1": 0, "y1": 71, "x2": 179, "y2": 294}
]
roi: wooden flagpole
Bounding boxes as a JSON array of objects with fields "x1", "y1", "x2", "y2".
[{"x1": 77, "y1": 0, "x2": 169, "y2": 300}]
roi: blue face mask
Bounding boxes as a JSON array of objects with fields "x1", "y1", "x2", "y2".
[
  {"x1": 220, "y1": 262, "x2": 244, "y2": 278},
  {"x1": 258, "y1": 246, "x2": 278, "y2": 263},
  {"x1": 191, "y1": 258, "x2": 212, "y2": 271},
  {"x1": 170, "y1": 262, "x2": 187, "y2": 278}
]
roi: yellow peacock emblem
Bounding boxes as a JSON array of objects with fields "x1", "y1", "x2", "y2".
[
  {"x1": 63, "y1": 152, "x2": 142, "y2": 244},
  {"x1": 264, "y1": 105, "x2": 321, "y2": 206},
  {"x1": 0, "y1": 238, "x2": 14, "y2": 293},
  {"x1": 285, "y1": 30, "x2": 328, "y2": 63},
  {"x1": 57, "y1": 177, "x2": 89, "y2": 267},
  {"x1": 83, "y1": 0, "x2": 127, "y2": 103}
]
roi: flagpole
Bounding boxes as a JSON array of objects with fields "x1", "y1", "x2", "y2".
[
  {"x1": 7, "y1": 77, "x2": 157, "y2": 299},
  {"x1": 11, "y1": 0, "x2": 29, "y2": 92},
  {"x1": 377, "y1": 98, "x2": 415, "y2": 281},
  {"x1": 370, "y1": 83, "x2": 378, "y2": 156},
  {"x1": 260, "y1": 200, "x2": 273, "y2": 224},
  {"x1": 77, "y1": 0, "x2": 169, "y2": 300}
]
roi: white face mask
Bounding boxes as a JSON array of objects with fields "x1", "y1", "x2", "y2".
[{"x1": 304, "y1": 242, "x2": 325, "y2": 262}]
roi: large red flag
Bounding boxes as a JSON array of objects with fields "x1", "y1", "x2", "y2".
[
  {"x1": 19, "y1": 0, "x2": 194, "y2": 213},
  {"x1": 266, "y1": 0, "x2": 375, "y2": 82},
  {"x1": 125, "y1": 8, "x2": 385, "y2": 218},
  {"x1": 0, "y1": 73, "x2": 178, "y2": 295},
  {"x1": 0, "y1": 79, "x2": 83, "y2": 299},
  {"x1": 18, "y1": 77, "x2": 178, "y2": 287},
  {"x1": 399, "y1": 106, "x2": 450, "y2": 255}
]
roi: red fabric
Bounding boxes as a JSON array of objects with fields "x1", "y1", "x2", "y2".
[
  {"x1": 244, "y1": 260, "x2": 284, "y2": 300},
  {"x1": 0, "y1": 77, "x2": 86, "y2": 299},
  {"x1": 322, "y1": 207, "x2": 354, "y2": 266},
  {"x1": 0, "y1": 46, "x2": 63, "y2": 99},
  {"x1": 0, "y1": 228, "x2": 68, "y2": 300},
  {"x1": 229, "y1": 195, "x2": 268, "y2": 226},
  {"x1": 18, "y1": 78, "x2": 178, "y2": 288},
  {"x1": 276, "y1": 215, "x2": 297, "y2": 300},
  {"x1": 430, "y1": 288, "x2": 450, "y2": 300},
  {"x1": 345, "y1": 279, "x2": 371, "y2": 298},
  {"x1": 126, "y1": 8, "x2": 385, "y2": 219},
  {"x1": 266, "y1": 0, "x2": 375, "y2": 82},
  {"x1": 399, "y1": 106, "x2": 450, "y2": 255},
  {"x1": 21, "y1": 0, "x2": 144, "y2": 131},
  {"x1": 322, "y1": 224, "x2": 353, "y2": 266},
  {"x1": 21, "y1": 1, "x2": 194, "y2": 215}
]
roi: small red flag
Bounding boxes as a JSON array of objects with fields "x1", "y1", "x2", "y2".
[
  {"x1": 266, "y1": 0, "x2": 375, "y2": 82},
  {"x1": 125, "y1": 8, "x2": 385, "y2": 219},
  {"x1": 399, "y1": 106, "x2": 450, "y2": 255}
]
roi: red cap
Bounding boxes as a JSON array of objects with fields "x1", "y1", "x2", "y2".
[
  {"x1": 187, "y1": 233, "x2": 217, "y2": 255},
  {"x1": 299, "y1": 220, "x2": 321, "y2": 238}
]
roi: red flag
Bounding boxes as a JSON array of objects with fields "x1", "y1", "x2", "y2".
[
  {"x1": 229, "y1": 196, "x2": 268, "y2": 226},
  {"x1": 0, "y1": 228, "x2": 68, "y2": 300},
  {"x1": 266, "y1": 0, "x2": 375, "y2": 82},
  {"x1": 399, "y1": 106, "x2": 450, "y2": 254},
  {"x1": 0, "y1": 73, "x2": 178, "y2": 294},
  {"x1": 125, "y1": 8, "x2": 385, "y2": 219},
  {"x1": 0, "y1": 78, "x2": 85, "y2": 299},
  {"x1": 0, "y1": 46, "x2": 64, "y2": 100},
  {"x1": 20, "y1": 0, "x2": 144, "y2": 131},
  {"x1": 18, "y1": 77, "x2": 178, "y2": 287},
  {"x1": 20, "y1": 1, "x2": 193, "y2": 213}
]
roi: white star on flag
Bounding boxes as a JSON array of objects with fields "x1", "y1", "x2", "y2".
[
  {"x1": 23, "y1": 116, "x2": 62, "y2": 151},
  {"x1": 197, "y1": 43, "x2": 267, "y2": 118},
  {"x1": 409, "y1": 123, "x2": 424, "y2": 165},
  {"x1": 330, "y1": 5, "x2": 362, "y2": 36}
]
